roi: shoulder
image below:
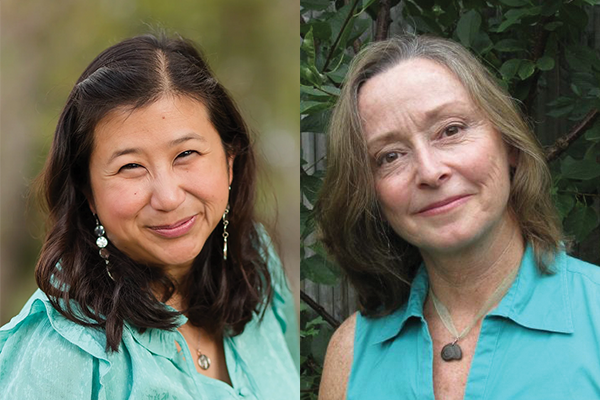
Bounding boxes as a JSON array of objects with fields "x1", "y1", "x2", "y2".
[
  {"x1": 0, "y1": 290, "x2": 106, "y2": 398},
  {"x1": 1, "y1": 290, "x2": 108, "y2": 359},
  {"x1": 253, "y1": 224, "x2": 301, "y2": 367},
  {"x1": 319, "y1": 313, "x2": 357, "y2": 400}
]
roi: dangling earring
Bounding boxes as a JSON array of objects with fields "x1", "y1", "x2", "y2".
[
  {"x1": 94, "y1": 215, "x2": 113, "y2": 281},
  {"x1": 222, "y1": 203, "x2": 230, "y2": 261}
]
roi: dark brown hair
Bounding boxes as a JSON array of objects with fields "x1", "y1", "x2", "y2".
[
  {"x1": 315, "y1": 35, "x2": 562, "y2": 316},
  {"x1": 36, "y1": 34, "x2": 272, "y2": 351}
]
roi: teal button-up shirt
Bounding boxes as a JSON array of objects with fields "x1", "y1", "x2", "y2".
[
  {"x1": 0, "y1": 241, "x2": 299, "y2": 399},
  {"x1": 349, "y1": 246, "x2": 600, "y2": 399}
]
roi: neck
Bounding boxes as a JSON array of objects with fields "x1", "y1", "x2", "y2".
[{"x1": 422, "y1": 216, "x2": 524, "y2": 321}]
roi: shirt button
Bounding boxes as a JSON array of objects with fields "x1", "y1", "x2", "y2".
[{"x1": 238, "y1": 387, "x2": 251, "y2": 397}]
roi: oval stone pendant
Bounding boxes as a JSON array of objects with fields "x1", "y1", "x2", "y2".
[
  {"x1": 441, "y1": 343, "x2": 463, "y2": 362},
  {"x1": 197, "y1": 353, "x2": 211, "y2": 370}
]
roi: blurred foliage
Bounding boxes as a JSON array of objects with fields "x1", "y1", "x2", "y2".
[{"x1": 300, "y1": 0, "x2": 600, "y2": 397}]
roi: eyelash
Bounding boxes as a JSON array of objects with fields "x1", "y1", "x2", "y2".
[
  {"x1": 120, "y1": 163, "x2": 141, "y2": 171},
  {"x1": 376, "y1": 151, "x2": 405, "y2": 166},
  {"x1": 176, "y1": 150, "x2": 197, "y2": 159},
  {"x1": 118, "y1": 150, "x2": 198, "y2": 172},
  {"x1": 441, "y1": 124, "x2": 465, "y2": 137}
]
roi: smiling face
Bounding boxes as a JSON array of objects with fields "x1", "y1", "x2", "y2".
[
  {"x1": 358, "y1": 58, "x2": 514, "y2": 257},
  {"x1": 88, "y1": 95, "x2": 233, "y2": 274}
]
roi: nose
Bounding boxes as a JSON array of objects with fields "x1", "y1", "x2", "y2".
[
  {"x1": 149, "y1": 171, "x2": 185, "y2": 212},
  {"x1": 414, "y1": 146, "x2": 451, "y2": 188}
]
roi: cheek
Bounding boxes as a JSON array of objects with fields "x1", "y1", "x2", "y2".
[
  {"x1": 375, "y1": 176, "x2": 411, "y2": 218},
  {"x1": 95, "y1": 181, "x2": 148, "y2": 222},
  {"x1": 185, "y1": 163, "x2": 230, "y2": 204}
]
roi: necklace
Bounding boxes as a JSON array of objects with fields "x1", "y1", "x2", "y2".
[
  {"x1": 178, "y1": 328, "x2": 211, "y2": 370},
  {"x1": 429, "y1": 264, "x2": 519, "y2": 362},
  {"x1": 196, "y1": 346, "x2": 211, "y2": 370}
]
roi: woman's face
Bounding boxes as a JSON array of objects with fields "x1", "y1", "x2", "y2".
[
  {"x1": 358, "y1": 58, "x2": 514, "y2": 256},
  {"x1": 88, "y1": 95, "x2": 233, "y2": 273}
]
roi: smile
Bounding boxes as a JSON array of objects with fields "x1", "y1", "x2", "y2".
[
  {"x1": 417, "y1": 195, "x2": 471, "y2": 216},
  {"x1": 148, "y1": 215, "x2": 197, "y2": 238}
]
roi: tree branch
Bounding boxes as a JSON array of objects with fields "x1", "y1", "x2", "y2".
[
  {"x1": 323, "y1": 0, "x2": 360, "y2": 72},
  {"x1": 301, "y1": 290, "x2": 341, "y2": 329},
  {"x1": 524, "y1": 16, "x2": 552, "y2": 115},
  {"x1": 546, "y1": 109, "x2": 599, "y2": 162},
  {"x1": 374, "y1": 0, "x2": 391, "y2": 42}
]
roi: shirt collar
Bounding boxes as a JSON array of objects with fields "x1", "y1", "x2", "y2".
[
  {"x1": 371, "y1": 265, "x2": 429, "y2": 344},
  {"x1": 371, "y1": 244, "x2": 573, "y2": 344},
  {"x1": 125, "y1": 306, "x2": 188, "y2": 360},
  {"x1": 490, "y1": 245, "x2": 573, "y2": 334}
]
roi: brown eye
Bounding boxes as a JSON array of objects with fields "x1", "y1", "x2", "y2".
[
  {"x1": 444, "y1": 125, "x2": 462, "y2": 136},
  {"x1": 378, "y1": 152, "x2": 399, "y2": 166},
  {"x1": 385, "y1": 153, "x2": 398, "y2": 163}
]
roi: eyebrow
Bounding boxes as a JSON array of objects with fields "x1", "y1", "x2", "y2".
[{"x1": 108, "y1": 133, "x2": 207, "y2": 163}]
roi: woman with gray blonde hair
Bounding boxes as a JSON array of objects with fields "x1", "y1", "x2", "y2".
[{"x1": 316, "y1": 35, "x2": 600, "y2": 399}]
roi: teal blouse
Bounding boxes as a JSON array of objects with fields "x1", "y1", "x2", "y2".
[
  {"x1": 0, "y1": 241, "x2": 299, "y2": 399},
  {"x1": 349, "y1": 246, "x2": 600, "y2": 399}
]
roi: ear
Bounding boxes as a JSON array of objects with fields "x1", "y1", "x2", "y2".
[
  {"x1": 85, "y1": 189, "x2": 97, "y2": 215},
  {"x1": 227, "y1": 155, "x2": 235, "y2": 186}
]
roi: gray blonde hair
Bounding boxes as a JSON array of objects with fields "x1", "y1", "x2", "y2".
[{"x1": 315, "y1": 35, "x2": 562, "y2": 315}]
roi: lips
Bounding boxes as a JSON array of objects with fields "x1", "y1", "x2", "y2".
[
  {"x1": 417, "y1": 195, "x2": 471, "y2": 215},
  {"x1": 148, "y1": 215, "x2": 197, "y2": 238}
]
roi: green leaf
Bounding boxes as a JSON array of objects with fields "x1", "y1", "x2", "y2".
[
  {"x1": 301, "y1": 169, "x2": 324, "y2": 204},
  {"x1": 301, "y1": 109, "x2": 331, "y2": 133},
  {"x1": 328, "y1": 3, "x2": 353, "y2": 44},
  {"x1": 301, "y1": 100, "x2": 331, "y2": 115},
  {"x1": 301, "y1": 28, "x2": 316, "y2": 67},
  {"x1": 300, "y1": 64, "x2": 324, "y2": 87},
  {"x1": 560, "y1": 3, "x2": 589, "y2": 30},
  {"x1": 585, "y1": 120, "x2": 600, "y2": 141},
  {"x1": 301, "y1": 85, "x2": 328, "y2": 98},
  {"x1": 541, "y1": 0, "x2": 561, "y2": 16},
  {"x1": 301, "y1": 253, "x2": 339, "y2": 285},
  {"x1": 500, "y1": 59, "x2": 522, "y2": 80},
  {"x1": 495, "y1": 39, "x2": 525, "y2": 52},
  {"x1": 499, "y1": 0, "x2": 529, "y2": 6},
  {"x1": 455, "y1": 9, "x2": 481, "y2": 48},
  {"x1": 310, "y1": 323, "x2": 334, "y2": 365},
  {"x1": 518, "y1": 60, "x2": 535, "y2": 80},
  {"x1": 472, "y1": 32, "x2": 494, "y2": 55},
  {"x1": 564, "y1": 204, "x2": 599, "y2": 242},
  {"x1": 301, "y1": 0, "x2": 331, "y2": 11},
  {"x1": 496, "y1": 9, "x2": 530, "y2": 32},
  {"x1": 544, "y1": 21, "x2": 563, "y2": 31},
  {"x1": 536, "y1": 56, "x2": 555, "y2": 71},
  {"x1": 560, "y1": 156, "x2": 600, "y2": 180},
  {"x1": 554, "y1": 193, "x2": 575, "y2": 219},
  {"x1": 304, "y1": 21, "x2": 332, "y2": 41}
]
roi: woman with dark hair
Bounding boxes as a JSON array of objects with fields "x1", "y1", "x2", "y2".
[
  {"x1": 316, "y1": 35, "x2": 600, "y2": 399},
  {"x1": 0, "y1": 34, "x2": 298, "y2": 399}
]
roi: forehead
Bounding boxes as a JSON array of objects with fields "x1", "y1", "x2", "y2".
[
  {"x1": 93, "y1": 96, "x2": 214, "y2": 141},
  {"x1": 357, "y1": 58, "x2": 476, "y2": 136}
]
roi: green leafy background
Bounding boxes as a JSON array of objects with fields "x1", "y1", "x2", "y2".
[{"x1": 300, "y1": 1, "x2": 600, "y2": 397}]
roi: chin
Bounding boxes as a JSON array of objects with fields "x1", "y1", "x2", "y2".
[{"x1": 412, "y1": 229, "x2": 481, "y2": 255}]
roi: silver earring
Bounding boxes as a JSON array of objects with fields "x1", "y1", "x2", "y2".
[
  {"x1": 222, "y1": 204, "x2": 230, "y2": 260},
  {"x1": 94, "y1": 215, "x2": 113, "y2": 280}
]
